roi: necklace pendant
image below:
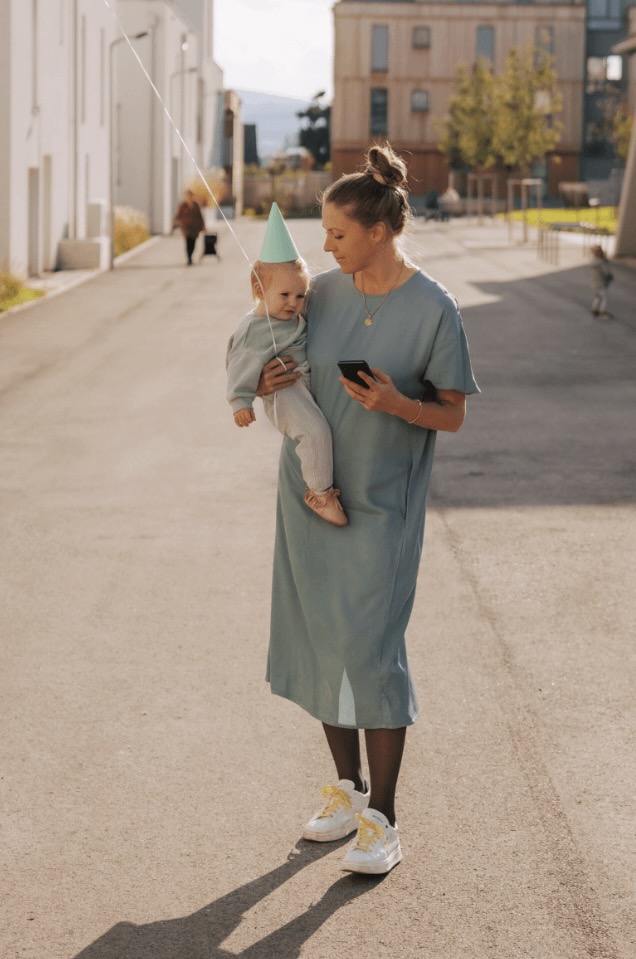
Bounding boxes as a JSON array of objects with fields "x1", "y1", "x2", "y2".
[{"x1": 364, "y1": 315, "x2": 373, "y2": 327}]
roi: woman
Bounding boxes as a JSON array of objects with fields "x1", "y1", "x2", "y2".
[
  {"x1": 173, "y1": 189, "x2": 205, "y2": 265},
  {"x1": 257, "y1": 144, "x2": 479, "y2": 875}
]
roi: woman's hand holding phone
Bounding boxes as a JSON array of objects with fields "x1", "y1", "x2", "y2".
[
  {"x1": 337, "y1": 360, "x2": 376, "y2": 389},
  {"x1": 338, "y1": 360, "x2": 404, "y2": 415}
]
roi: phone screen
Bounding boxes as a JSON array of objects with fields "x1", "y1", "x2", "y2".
[{"x1": 338, "y1": 360, "x2": 375, "y2": 389}]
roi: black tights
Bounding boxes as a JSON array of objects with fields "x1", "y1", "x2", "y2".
[
  {"x1": 322, "y1": 723, "x2": 406, "y2": 826},
  {"x1": 185, "y1": 236, "x2": 196, "y2": 263}
]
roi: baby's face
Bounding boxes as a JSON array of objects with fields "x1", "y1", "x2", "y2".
[{"x1": 261, "y1": 264, "x2": 309, "y2": 320}]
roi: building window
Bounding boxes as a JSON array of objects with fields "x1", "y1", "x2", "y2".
[
  {"x1": 197, "y1": 78, "x2": 204, "y2": 144},
  {"x1": 371, "y1": 25, "x2": 388, "y2": 72},
  {"x1": 412, "y1": 26, "x2": 430, "y2": 49},
  {"x1": 586, "y1": 55, "x2": 623, "y2": 92},
  {"x1": 100, "y1": 28, "x2": 106, "y2": 127},
  {"x1": 587, "y1": 0, "x2": 622, "y2": 28},
  {"x1": 411, "y1": 90, "x2": 429, "y2": 112},
  {"x1": 80, "y1": 15, "x2": 87, "y2": 124},
  {"x1": 476, "y1": 25, "x2": 494, "y2": 64},
  {"x1": 370, "y1": 88, "x2": 388, "y2": 135},
  {"x1": 32, "y1": 0, "x2": 38, "y2": 113},
  {"x1": 587, "y1": 57, "x2": 606, "y2": 91},
  {"x1": 606, "y1": 55, "x2": 623, "y2": 82},
  {"x1": 535, "y1": 26, "x2": 554, "y2": 56}
]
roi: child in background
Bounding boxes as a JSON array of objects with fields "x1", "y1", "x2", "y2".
[
  {"x1": 590, "y1": 244, "x2": 613, "y2": 319},
  {"x1": 226, "y1": 203, "x2": 347, "y2": 527}
]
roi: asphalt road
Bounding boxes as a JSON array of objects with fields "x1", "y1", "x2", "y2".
[{"x1": 1, "y1": 218, "x2": 634, "y2": 959}]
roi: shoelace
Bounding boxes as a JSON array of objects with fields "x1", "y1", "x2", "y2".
[
  {"x1": 351, "y1": 814, "x2": 385, "y2": 852},
  {"x1": 317, "y1": 784, "x2": 353, "y2": 819}
]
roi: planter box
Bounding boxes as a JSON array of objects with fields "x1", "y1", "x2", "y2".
[{"x1": 57, "y1": 238, "x2": 109, "y2": 270}]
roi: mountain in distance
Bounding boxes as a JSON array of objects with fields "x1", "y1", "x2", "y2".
[{"x1": 237, "y1": 89, "x2": 312, "y2": 162}]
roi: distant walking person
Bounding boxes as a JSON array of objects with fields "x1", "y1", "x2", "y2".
[
  {"x1": 173, "y1": 189, "x2": 205, "y2": 265},
  {"x1": 590, "y1": 244, "x2": 613, "y2": 319}
]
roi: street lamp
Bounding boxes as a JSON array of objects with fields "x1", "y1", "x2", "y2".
[{"x1": 109, "y1": 30, "x2": 148, "y2": 270}]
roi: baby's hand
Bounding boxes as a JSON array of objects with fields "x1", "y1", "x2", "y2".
[{"x1": 234, "y1": 408, "x2": 256, "y2": 428}]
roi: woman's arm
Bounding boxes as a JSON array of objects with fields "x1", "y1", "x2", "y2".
[
  {"x1": 340, "y1": 368, "x2": 466, "y2": 433},
  {"x1": 392, "y1": 388, "x2": 466, "y2": 432}
]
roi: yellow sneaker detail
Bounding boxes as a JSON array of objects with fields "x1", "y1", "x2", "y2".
[
  {"x1": 302, "y1": 779, "x2": 369, "y2": 842},
  {"x1": 316, "y1": 784, "x2": 353, "y2": 819},
  {"x1": 341, "y1": 809, "x2": 403, "y2": 875}
]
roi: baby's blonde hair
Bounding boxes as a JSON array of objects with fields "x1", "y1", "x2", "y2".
[{"x1": 250, "y1": 258, "x2": 311, "y2": 304}]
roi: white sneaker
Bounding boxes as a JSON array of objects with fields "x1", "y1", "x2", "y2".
[
  {"x1": 341, "y1": 809, "x2": 403, "y2": 875},
  {"x1": 302, "y1": 779, "x2": 370, "y2": 842}
]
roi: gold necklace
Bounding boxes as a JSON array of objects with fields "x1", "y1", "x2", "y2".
[{"x1": 356, "y1": 259, "x2": 404, "y2": 326}]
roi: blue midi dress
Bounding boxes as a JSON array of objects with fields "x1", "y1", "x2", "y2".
[{"x1": 266, "y1": 268, "x2": 479, "y2": 729}]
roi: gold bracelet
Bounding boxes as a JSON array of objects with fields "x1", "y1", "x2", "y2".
[{"x1": 407, "y1": 399, "x2": 423, "y2": 425}]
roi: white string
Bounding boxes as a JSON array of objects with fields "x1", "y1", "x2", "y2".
[{"x1": 102, "y1": 0, "x2": 285, "y2": 366}]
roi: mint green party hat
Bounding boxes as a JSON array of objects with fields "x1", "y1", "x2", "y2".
[{"x1": 259, "y1": 202, "x2": 300, "y2": 262}]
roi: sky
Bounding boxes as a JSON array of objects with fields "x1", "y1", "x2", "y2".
[{"x1": 213, "y1": 0, "x2": 335, "y2": 101}]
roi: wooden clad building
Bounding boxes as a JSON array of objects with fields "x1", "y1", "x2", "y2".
[{"x1": 332, "y1": 0, "x2": 587, "y2": 196}]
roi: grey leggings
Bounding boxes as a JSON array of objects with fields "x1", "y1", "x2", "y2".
[{"x1": 262, "y1": 374, "x2": 333, "y2": 492}]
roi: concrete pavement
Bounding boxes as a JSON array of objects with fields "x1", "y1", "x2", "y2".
[{"x1": 1, "y1": 217, "x2": 635, "y2": 959}]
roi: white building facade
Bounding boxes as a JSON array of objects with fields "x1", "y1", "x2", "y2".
[
  {"x1": 115, "y1": 0, "x2": 225, "y2": 234},
  {"x1": 0, "y1": 0, "x2": 224, "y2": 277},
  {"x1": 0, "y1": 0, "x2": 117, "y2": 275}
]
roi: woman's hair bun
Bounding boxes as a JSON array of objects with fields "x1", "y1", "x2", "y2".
[
  {"x1": 364, "y1": 144, "x2": 409, "y2": 191},
  {"x1": 322, "y1": 140, "x2": 411, "y2": 234}
]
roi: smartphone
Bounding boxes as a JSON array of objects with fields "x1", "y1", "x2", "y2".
[
  {"x1": 338, "y1": 360, "x2": 375, "y2": 389},
  {"x1": 420, "y1": 378, "x2": 438, "y2": 403}
]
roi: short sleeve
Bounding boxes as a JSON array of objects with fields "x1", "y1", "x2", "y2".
[{"x1": 425, "y1": 301, "x2": 480, "y2": 396}]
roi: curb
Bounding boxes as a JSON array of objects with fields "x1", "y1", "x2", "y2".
[
  {"x1": 112, "y1": 234, "x2": 162, "y2": 266},
  {"x1": 0, "y1": 235, "x2": 163, "y2": 319}
]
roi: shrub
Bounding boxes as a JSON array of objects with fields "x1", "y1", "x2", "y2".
[
  {"x1": 113, "y1": 207, "x2": 150, "y2": 257},
  {"x1": 0, "y1": 270, "x2": 22, "y2": 302},
  {"x1": 0, "y1": 270, "x2": 45, "y2": 313},
  {"x1": 185, "y1": 168, "x2": 229, "y2": 209}
]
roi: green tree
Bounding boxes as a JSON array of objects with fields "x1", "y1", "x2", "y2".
[
  {"x1": 438, "y1": 61, "x2": 497, "y2": 171},
  {"x1": 608, "y1": 101, "x2": 634, "y2": 163},
  {"x1": 491, "y1": 42, "x2": 563, "y2": 173},
  {"x1": 296, "y1": 91, "x2": 331, "y2": 169}
]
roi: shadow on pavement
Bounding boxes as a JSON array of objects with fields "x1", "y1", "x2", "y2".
[
  {"x1": 72, "y1": 840, "x2": 384, "y2": 959},
  {"x1": 115, "y1": 263, "x2": 204, "y2": 271},
  {"x1": 430, "y1": 263, "x2": 636, "y2": 509}
]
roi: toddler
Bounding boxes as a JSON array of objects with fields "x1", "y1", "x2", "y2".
[
  {"x1": 226, "y1": 204, "x2": 347, "y2": 527},
  {"x1": 590, "y1": 244, "x2": 613, "y2": 319}
]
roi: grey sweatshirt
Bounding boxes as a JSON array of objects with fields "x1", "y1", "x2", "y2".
[{"x1": 226, "y1": 312, "x2": 310, "y2": 413}]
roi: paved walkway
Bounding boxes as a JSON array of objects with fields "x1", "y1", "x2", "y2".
[{"x1": 1, "y1": 219, "x2": 634, "y2": 959}]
